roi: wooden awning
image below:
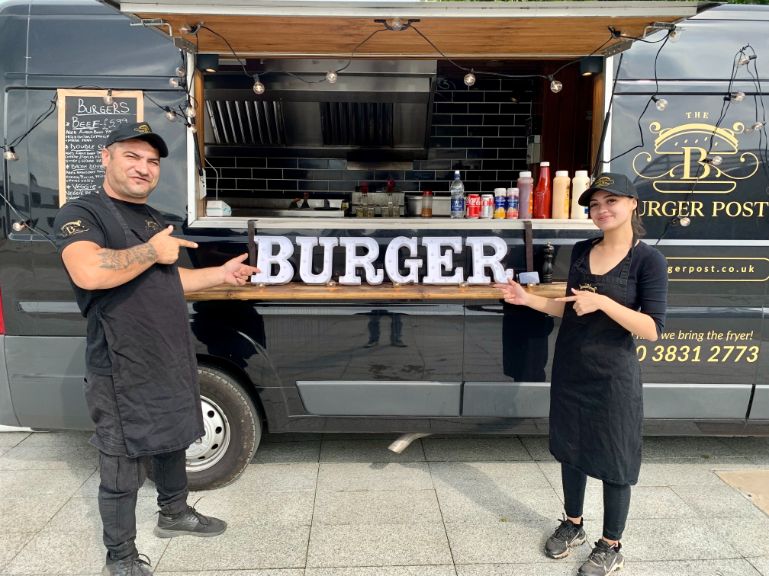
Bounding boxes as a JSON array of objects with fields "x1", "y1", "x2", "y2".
[{"x1": 104, "y1": 1, "x2": 709, "y2": 59}]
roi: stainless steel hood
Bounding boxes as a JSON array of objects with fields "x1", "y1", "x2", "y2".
[{"x1": 203, "y1": 59, "x2": 436, "y2": 159}]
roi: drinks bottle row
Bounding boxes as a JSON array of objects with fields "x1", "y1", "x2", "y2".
[{"x1": 449, "y1": 165, "x2": 591, "y2": 220}]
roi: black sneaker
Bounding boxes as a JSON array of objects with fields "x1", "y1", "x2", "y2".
[
  {"x1": 578, "y1": 540, "x2": 624, "y2": 576},
  {"x1": 153, "y1": 505, "x2": 227, "y2": 538},
  {"x1": 102, "y1": 555, "x2": 153, "y2": 576},
  {"x1": 544, "y1": 515, "x2": 586, "y2": 559}
]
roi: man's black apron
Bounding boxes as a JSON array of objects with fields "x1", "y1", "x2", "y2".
[
  {"x1": 86, "y1": 193, "x2": 204, "y2": 458},
  {"x1": 549, "y1": 241, "x2": 642, "y2": 485}
]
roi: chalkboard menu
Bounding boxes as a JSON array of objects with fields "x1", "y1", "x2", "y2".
[{"x1": 57, "y1": 89, "x2": 144, "y2": 205}]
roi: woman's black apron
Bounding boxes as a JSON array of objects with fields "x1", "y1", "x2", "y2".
[
  {"x1": 549, "y1": 241, "x2": 642, "y2": 485},
  {"x1": 85, "y1": 192, "x2": 204, "y2": 458}
]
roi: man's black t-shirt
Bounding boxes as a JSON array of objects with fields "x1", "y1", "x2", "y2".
[{"x1": 53, "y1": 192, "x2": 167, "y2": 374}]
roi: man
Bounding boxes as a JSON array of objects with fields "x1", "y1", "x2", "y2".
[{"x1": 54, "y1": 122, "x2": 259, "y2": 576}]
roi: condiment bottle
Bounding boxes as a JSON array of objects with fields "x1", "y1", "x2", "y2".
[
  {"x1": 552, "y1": 170, "x2": 570, "y2": 219},
  {"x1": 571, "y1": 170, "x2": 590, "y2": 219},
  {"x1": 516, "y1": 171, "x2": 534, "y2": 219},
  {"x1": 532, "y1": 161, "x2": 552, "y2": 219},
  {"x1": 506, "y1": 187, "x2": 519, "y2": 219},
  {"x1": 493, "y1": 188, "x2": 507, "y2": 219},
  {"x1": 420, "y1": 190, "x2": 433, "y2": 218}
]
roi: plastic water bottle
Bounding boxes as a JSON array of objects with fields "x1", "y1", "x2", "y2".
[{"x1": 450, "y1": 170, "x2": 465, "y2": 219}]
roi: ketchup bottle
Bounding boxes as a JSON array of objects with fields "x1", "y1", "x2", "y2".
[{"x1": 532, "y1": 161, "x2": 552, "y2": 219}]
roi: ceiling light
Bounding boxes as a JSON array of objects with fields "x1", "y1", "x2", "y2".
[
  {"x1": 253, "y1": 75, "x2": 266, "y2": 95},
  {"x1": 549, "y1": 78, "x2": 563, "y2": 94},
  {"x1": 463, "y1": 71, "x2": 476, "y2": 87},
  {"x1": 326, "y1": 70, "x2": 338, "y2": 84},
  {"x1": 196, "y1": 54, "x2": 219, "y2": 73},
  {"x1": 579, "y1": 56, "x2": 603, "y2": 77}
]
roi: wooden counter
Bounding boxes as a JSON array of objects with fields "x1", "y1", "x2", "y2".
[{"x1": 186, "y1": 282, "x2": 567, "y2": 302}]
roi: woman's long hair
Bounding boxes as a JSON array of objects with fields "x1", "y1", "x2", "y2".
[{"x1": 631, "y1": 209, "x2": 646, "y2": 239}]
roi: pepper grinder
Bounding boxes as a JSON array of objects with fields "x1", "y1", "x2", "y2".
[{"x1": 542, "y1": 242, "x2": 554, "y2": 284}]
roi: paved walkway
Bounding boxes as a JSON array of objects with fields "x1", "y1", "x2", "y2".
[{"x1": 0, "y1": 431, "x2": 768, "y2": 575}]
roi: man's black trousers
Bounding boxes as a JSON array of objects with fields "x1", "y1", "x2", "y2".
[{"x1": 99, "y1": 449, "x2": 189, "y2": 562}]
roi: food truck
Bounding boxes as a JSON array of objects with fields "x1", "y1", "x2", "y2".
[{"x1": 1, "y1": 0, "x2": 767, "y2": 489}]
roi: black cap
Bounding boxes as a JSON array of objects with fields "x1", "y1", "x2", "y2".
[
  {"x1": 104, "y1": 122, "x2": 168, "y2": 158},
  {"x1": 578, "y1": 172, "x2": 638, "y2": 206}
]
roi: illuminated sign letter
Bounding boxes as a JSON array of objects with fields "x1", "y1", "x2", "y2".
[
  {"x1": 251, "y1": 236, "x2": 295, "y2": 284},
  {"x1": 465, "y1": 236, "x2": 511, "y2": 284},
  {"x1": 339, "y1": 237, "x2": 384, "y2": 285},
  {"x1": 422, "y1": 237, "x2": 464, "y2": 284},
  {"x1": 384, "y1": 236, "x2": 422, "y2": 284},
  {"x1": 296, "y1": 236, "x2": 338, "y2": 284}
]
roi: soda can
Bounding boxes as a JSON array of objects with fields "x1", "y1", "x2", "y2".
[
  {"x1": 466, "y1": 193, "x2": 481, "y2": 218},
  {"x1": 481, "y1": 194, "x2": 494, "y2": 219}
]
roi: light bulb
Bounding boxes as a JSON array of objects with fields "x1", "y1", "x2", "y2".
[
  {"x1": 668, "y1": 28, "x2": 680, "y2": 42},
  {"x1": 678, "y1": 216, "x2": 691, "y2": 227},
  {"x1": 175, "y1": 66, "x2": 186, "y2": 78},
  {"x1": 185, "y1": 104, "x2": 196, "y2": 118},
  {"x1": 463, "y1": 72, "x2": 476, "y2": 87},
  {"x1": 654, "y1": 97, "x2": 668, "y2": 111},
  {"x1": 187, "y1": 122, "x2": 197, "y2": 133},
  {"x1": 169, "y1": 77, "x2": 183, "y2": 88},
  {"x1": 752, "y1": 121, "x2": 765, "y2": 131},
  {"x1": 3, "y1": 147, "x2": 18, "y2": 161},
  {"x1": 739, "y1": 56, "x2": 751, "y2": 66},
  {"x1": 164, "y1": 108, "x2": 177, "y2": 122},
  {"x1": 253, "y1": 77, "x2": 265, "y2": 95},
  {"x1": 732, "y1": 91, "x2": 745, "y2": 102},
  {"x1": 326, "y1": 70, "x2": 338, "y2": 84},
  {"x1": 102, "y1": 90, "x2": 113, "y2": 105},
  {"x1": 550, "y1": 79, "x2": 563, "y2": 94},
  {"x1": 710, "y1": 155, "x2": 723, "y2": 166},
  {"x1": 386, "y1": 18, "x2": 405, "y2": 31},
  {"x1": 179, "y1": 24, "x2": 194, "y2": 34}
]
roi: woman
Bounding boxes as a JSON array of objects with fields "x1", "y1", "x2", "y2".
[{"x1": 495, "y1": 173, "x2": 668, "y2": 576}]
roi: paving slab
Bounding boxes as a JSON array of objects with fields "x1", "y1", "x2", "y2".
[
  {"x1": 156, "y1": 524, "x2": 310, "y2": 571},
  {"x1": 422, "y1": 437, "x2": 529, "y2": 462},
  {"x1": 306, "y1": 567, "x2": 456, "y2": 576},
  {"x1": 579, "y1": 485, "x2": 695, "y2": 521},
  {"x1": 185, "y1": 489, "x2": 315, "y2": 526},
  {"x1": 156, "y1": 571, "x2": 303, "y2": 576},
  {"x1": 620, "y1": 558, "x2": 763, "y2": 576},
  {"x1": 716, "y1": 469, "x2": 769, "y2": 516},
  {"x1": 0, "y1": 532, "x2": 36, "y2": 567},
  {"x1": 317, "y1": 462, "x2": 433, "y2": 492},
  {"x1": 253, "y1": 441, "x2": 321, "y2": 464},
  {"x1": 716, "y1": 437, "x2": 769, "y2": 465},
  {"x1": 710, "y1": 516, "x2": 769, "y2": 557},
  {"x1": 519, "y1": 436, "x2": 555, "y2": 462},
  {"x1": 0, "y1": 468, "x2": 93, "y2": 496},
  {"x1": 201, "y1": 463, "x2": 318, "y2": 493},
  {"x1": 16, "y1": 431, "x2": 92, "y2": 448},
  {"x1": 428, "y1": 461, "x2": 552, "y2": 491},
  {"x1": 445, "y1": 519, "x2": 554, "y2": 564},
  {"x1": 673, "y1": 482, "x2": 767, "y2": 518},
  {"x1": 749, "y1": 556, "x2": 769, "y2": 576},
  {"x1": 0, "y1": 432, "x2": 29, "y2": 448},
  {"x1": 313, "y1": 489, "x2": 441, "y2": 525},
  {"x1": 0, "y1": 445, "x2": 97, "y2": 471},
  {"x1": 0, "y1": 492, "x2": 74, "y2": 534},
  {"x1": 642, "y1": 436, "x2": 741, "y2": 460},
  {"x1": 621, "y1": 517, "x2": 740, "y2": 561},
  {"x1": 435, "y1": 486, "x2": 560, "y2": 524},
  {"x1": 319, "y1": 438, "x2": 425, "y2": 463},
  {"x1": 456, "y1": 562, "x2": 584, "y2": 576},
  {"x1": 307, "y1": 524, "x2": 452, "y2": 568}
]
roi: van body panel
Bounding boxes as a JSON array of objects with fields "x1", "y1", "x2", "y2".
[
  {"x1": 749, "y1": 387, "x2": 769, "y2": 421},
  {"x1": 4, "y1": 336, "x2": 91, "y2": 428},
  {"x1": 297, "y1": 380, "x2": 462, "y2": 417},
  {"x1": 462, "y1": 382, "x2": 550, "y2": 418},
  {"x1": 0, "y1": 337, "x2": 21, "y2": 426}
]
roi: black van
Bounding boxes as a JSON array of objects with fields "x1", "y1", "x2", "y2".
[{"x1": 1, "y1": 0, "x2": 767, "y2": 489}]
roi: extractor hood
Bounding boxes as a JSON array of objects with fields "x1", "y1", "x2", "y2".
[{"x1": 203, "y1": 59, "x2": 436, "y2": 160}]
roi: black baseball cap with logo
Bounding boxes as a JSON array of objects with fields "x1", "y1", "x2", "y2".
[
  {"x1": 578, "y1": 172, "x2": 638, "y2": 206},
  {"x1": 104, "y1": 122, "x2": 168, "y2": 158}
]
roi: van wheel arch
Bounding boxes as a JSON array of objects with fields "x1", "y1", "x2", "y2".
[{"x1": 148, "y1": 364, "x2": 261, "y2": 490}]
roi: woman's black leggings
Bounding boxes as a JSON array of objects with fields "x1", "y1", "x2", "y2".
[{"x1": 561, "y1": 462, "x2": 631, "y2": 541}]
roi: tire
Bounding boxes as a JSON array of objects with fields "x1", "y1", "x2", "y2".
[{"x1": 149, "y1": 366, "x2": 261, "y2": 490}]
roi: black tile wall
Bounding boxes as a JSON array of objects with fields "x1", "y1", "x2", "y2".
[{"x1": 205, "y1": 74, "x2": 533, "y2": 200}]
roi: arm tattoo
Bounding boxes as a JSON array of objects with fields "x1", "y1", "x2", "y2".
[{"x1": 97, "y1": 243, "x2": 158, "y2": 270}]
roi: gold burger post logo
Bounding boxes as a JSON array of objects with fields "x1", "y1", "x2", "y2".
[
  {"x1": 632, "y1": 120, "x2": 759, "y2": 194},
  {"x1": 593, "y1": 176, "x2": 614, "y2": 189},
  {"x1": 135, "y1": 124, "x2": 151, "y2": 134}
]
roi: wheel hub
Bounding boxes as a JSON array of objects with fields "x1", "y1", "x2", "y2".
[{"x1": 185, "y1": 395, "x2": 231, "y2": 471}]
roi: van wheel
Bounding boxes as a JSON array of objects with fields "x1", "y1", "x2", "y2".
[{"x1": 148, "y1": 366, "x2": 261, "y2": 491}]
